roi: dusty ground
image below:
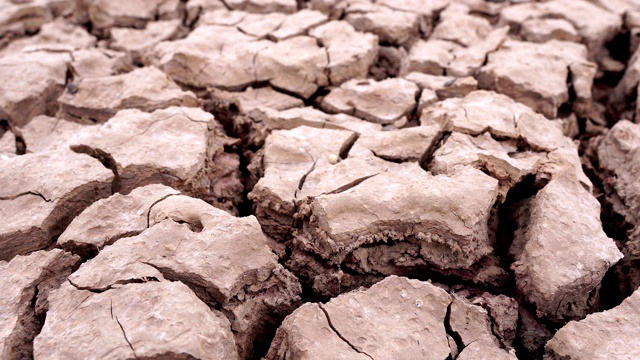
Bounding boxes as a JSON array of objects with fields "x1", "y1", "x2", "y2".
[{"x1": 1, "y1": 0, "x2": 640, "y2": 359}]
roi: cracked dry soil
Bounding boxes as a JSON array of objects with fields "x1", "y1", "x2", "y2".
[{"x1": 1, "y1": 0, "x2": 640, "y2": 359}]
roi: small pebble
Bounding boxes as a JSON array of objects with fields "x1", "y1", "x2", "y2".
[
  {"x1": 67, "y1": 82, "x2": 78, "y2": 95},
  {"x1": 443, "y1": 78, "x2": 456, "y2": 87}
]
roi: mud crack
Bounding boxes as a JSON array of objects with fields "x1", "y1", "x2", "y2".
[{"x1": 318, "y1": 304, "x2": 374, "y2": 360}]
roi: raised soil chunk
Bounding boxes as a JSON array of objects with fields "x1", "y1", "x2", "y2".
[
  {"x1": 499, "y1": 0, "x2": 621, "y2": 57},
  {"x1": 87, "y1": 0, "x2": 182, "y2": 33},
  {"x1": 422, "y1": 90, "x2": 592, "y2": 189},
  {"x1": 0, "y1": 1, "x2": 52, "y2": 38},
  {"x1": 247, "y1": 106, "x2": 381, "y2": 142},
  {"x1": 596, "y1": 120, "x2": 640, "y2": 223},
  {"x1": 0, "y1": 150, "x2": 113, "y2": 261},
  {"x1": 448, "y1": 295, "x2": 517, "y2": 359},
  {"x1": 234, "y1": 12, "x2": 289, "y2": 38},
  {"x1": 225, "y1": 0, "x2": 297, "y2": 14},
  {"x1": 596, "y1": 120, "x2": 640, "y2": 258},
  {"x1": 405, "y1": 72, "x2": 478, "y2": 100},
  {"x1": 58, "y1": 184, "x2": 180, "y2": 257},
  {"x1": 0, "y1": 249, "x2": 81, "y2": 360},
  {"x1": 321, "y1": 78, "x2": 419, "y2": 124},
  {"x1": 295, "y1": 155, "x2": 401, "y2": 200},
  {"x1": 349, "y1": 124, "x2": 443, "y2": 163},
  {"x1": 421, "y1": 90, "x2": 530, "y2": 138},
  {"x1": 418, "y1": 89, "x2": 439, "y2": 113},
  {"x1": 296, "y1": 163, "x2": 499, "y2": 269},
  {"x1": 270, "y1": 9, "x2": 328, "y2": 41},
  {"x1": 343, "y1": 3, "x2": 420, "y2": 45},
  {"x1": 431, "y1": 9, "x2": 493, "y2": 47},
  {"x1": 67, "y1": 195, "x2": 300, "y2": 359},
  {"x1": 408, "y1": 39, "x2": 461, "y2": 75},
  {"x1": 57, "y1": 66, "x2": 199, "y2": 124},
  {"x1": 430, "y1": 132, "x2": 539, "y2": 201},
  {"x1": 198, "y1": 9, "x2": 325, "y2": 41},
  {"x1": 309, "y1": 21, "x2": 379, "y2": 85},
  {"x1": 196, "y1": 8, "x2": 250, "y2": 27},
  {"x1": 234, "y1": 87, "x2": 304, "y2": 112},
  {"x1": 477, "y1": 40, "x2": 596, "y2": 119},
  {"x1": 255, "y1": 36, "x2": 329, "y2": 98},
  {"x1": 0, "y1": 18, "x2": 96, "y2": 55},
  {"x1": 457, "y1": 340, "x2": 517, "y2": 360},
  {"x1": 185, "y1": 0, "x2": 227, "y2": 23},
  {"x1": 266, "y1": 276, "x2": 507, "y2": 360},
  {"x1": 520, "y1": 18, "x2": 581, "y2": 43},
  {"x1": 34, "y1": 281, "x2": 239, "y2": 360},
  {"x1": 446, "y1": 25, "x2": 509, "y2": 77},
  {"x1": 265, "y1": 301, "x2": 371, "y2": 360},
  {"x1": 0, "y1": 51, "x2": 69, "y2": 127},
  {"x1": 109, "y1": 19, "x2": 185, "y2": 62},
  {"x1": 403, "y1": 3, "x2": 508, "y2": 77},
  {"x1": 145, "y1": 25, "x2": 270, "y2": 91},
  {"x1": 423, "y1": 89, "x2": 572, "y2": 149},
  {"x1": 70, "y1": 48, "x2": 133, "y2": 79},
  {"x1": 18, "y1": 115, "x2": 86, "y2": 154},
  {"x1": 67, "y1": 106, "x2": 236, "y2": 199},
  {"x1": 375, "y1": 0, "x2": 449, "y2": 33},
  {"x1": 510, "y1": 170, "x2": 623, "y2": 321},
  {"x1": 544, "y1": 287, "x2": 640, "y2": 360},
  {"x1": 472, "y1": 293, "x2": 519, "y2": 347},
  {"x1": 248, "y1": 126, "x2": 356, "y2": 240}
]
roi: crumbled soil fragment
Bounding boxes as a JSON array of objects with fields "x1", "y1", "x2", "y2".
[
  {"x1": 0, "y1": 51, "x2": 69, "y2": 127},
  {"x1": 58, "y1": 184, "x2": 180, "y2": 257},
  {"x1": 321, "y1": 78, "x2": 419, "y2": 124},
  {"x1": 0, "y1": 250, "x2": 81, "y2": 360},
  {"x1": 296, "y1": 164, "x2": 499, "y2": 269},
  {"x1": 0, "y1": 150, "x2": 113, "y2": 261},
  {"x1": 67, "y1": 195, "x2": 301, "y2": 358},
  {"x1": 545, "y1": 287, "x2": 640, "y2": 359},
  {"x1": 34, "y1": 281, "x2": 239, "y2": 360},
  {"x1": 57, "y1": 66, "x2": 199, "y2": 124},
  {"x1": 510, "y1": 170, "x2": 622, "y2": 321},
  {"x1": 266, "y1": 276, "x2": 510, "y2": 360}
]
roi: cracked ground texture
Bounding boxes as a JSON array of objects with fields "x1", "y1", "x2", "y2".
[{"x1": 1, "y1": 0, "x2": 640, "y2": 359}]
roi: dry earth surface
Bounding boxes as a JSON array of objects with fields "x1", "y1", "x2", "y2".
[{"x1": 1, "y1": 0, "x2": 640, "y2": 359}]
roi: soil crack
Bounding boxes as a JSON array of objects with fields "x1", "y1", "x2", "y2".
[
  {"x1": 444, "y1": 300, "x2": 464, "y2": 360},
  {"x1": 146, "y1": 193, "x2": 181, "y2": 228},
  {"x1": 111, "y1": 299, "x2": 139, "y2": 359},
  {"x1": 70, "y1": 144, "x2": 121, "y2": 193},
  {"x1": 0, "y1": 191, "x2": 53, "y2": 202},
  {"x1": 318, "y1": 304, "x2": 374, "y2": 360}
]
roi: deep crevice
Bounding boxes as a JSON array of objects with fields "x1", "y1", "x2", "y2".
[
  {"x1": 420, "y1": 130, "x2": 451, "y2": 171},
  {"x1": 327, "y1": 174, "x2": 379, "y2": 195},
  {"x1": 146, "y1": 193, "x2": 181, "y2": 228},
  {"x1": 70, "y1": 145, "x2": 121, "y2": 194},
  {"x1": 494, "y1": 174, "x2": 540, "y2": 269},
  {"x1": 370, "y1": 150, "x2": 403, "y2": 163},
  {"x1": 0, "y1": 191, "x2": 53, "y2": 202},
  {"x1": 67, "y1": 277, "x2": 160, "y2": 294},
  {"x1": 339, "y1": 132, "x2": 359, "y2": 159},
  {"x1": 444, "y1": 300, "x2": 464, "y2": 359}
]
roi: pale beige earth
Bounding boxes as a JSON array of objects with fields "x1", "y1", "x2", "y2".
[{"x1": 0, "y1": 0, "x2": 640, "y2": 359}]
